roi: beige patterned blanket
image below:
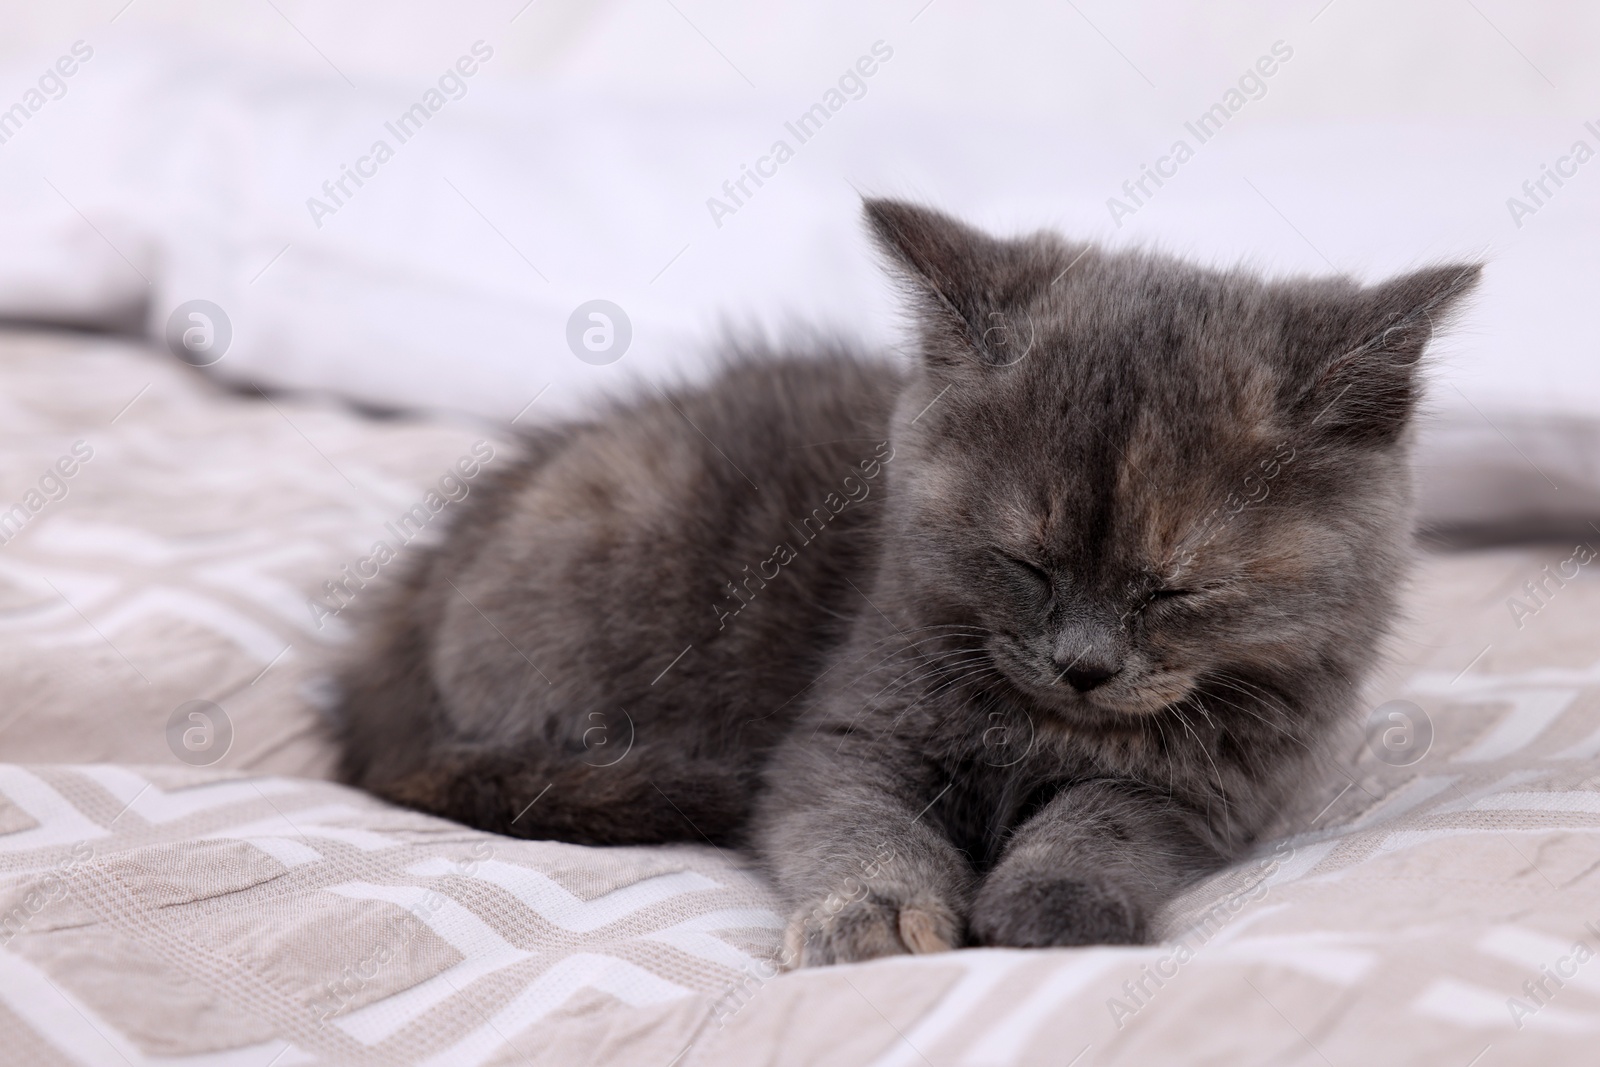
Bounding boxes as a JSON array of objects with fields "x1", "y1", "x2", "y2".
[{"x1": 1, "y1": 329, "x2": 1597, "y2": 1065}]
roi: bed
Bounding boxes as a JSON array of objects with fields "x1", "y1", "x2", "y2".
[{"x1": 2, "y1": 326, "x2": 1598, "y2": 1066}]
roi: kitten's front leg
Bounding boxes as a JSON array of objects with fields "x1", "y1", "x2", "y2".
[
  {"x1": 969, "y1": 780, "x2": 1224, "y2": 948},
  {"x1": 755, "y1": 744, "x2": 974, "y2": 968}
]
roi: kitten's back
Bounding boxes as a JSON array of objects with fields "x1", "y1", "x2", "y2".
[{"x1": 330, "y1": 347, "x2": 905, "y2": 844}]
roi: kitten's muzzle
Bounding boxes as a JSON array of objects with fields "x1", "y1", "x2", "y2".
[{"x1": 1050, "y1": 623, "x2": 1126, "y2": 693}]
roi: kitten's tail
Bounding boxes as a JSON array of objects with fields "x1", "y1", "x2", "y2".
[
  {"x1": 332, "y1": 622, "x2": 755, "y2": 846},
  {"x1": 372, "y1": 744, "x2": 757, "y2": 847}
]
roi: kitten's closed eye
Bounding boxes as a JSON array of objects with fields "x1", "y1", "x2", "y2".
[
  {"x1": 997, "y1": 551, "x2": 1054, "y2": 602},
  {"x1": 1138, "y1": 587, "x2": 1198, "y2": 615}
]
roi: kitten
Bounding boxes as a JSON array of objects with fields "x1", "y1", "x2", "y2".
[{"x1": 331, "y1": 199, "x2": 1479, "y2": 965}]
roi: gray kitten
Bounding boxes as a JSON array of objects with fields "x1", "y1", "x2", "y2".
[{"x1": 332, "y1": 199, "x2": 1479, "y2": 965}]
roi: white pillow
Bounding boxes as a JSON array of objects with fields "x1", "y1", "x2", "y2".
[{"x1": 0, "y1": 31, "x2": 1592, "y2": 535}]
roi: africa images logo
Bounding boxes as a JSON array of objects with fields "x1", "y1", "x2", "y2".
[
  {"x1": 566, "y1": 300, "x2": 632, "y2": 365},
  {"x1": 165, "y1": 300, "x2": 232, "y2": 367}
]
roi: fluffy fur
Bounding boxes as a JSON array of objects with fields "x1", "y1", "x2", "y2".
[{"x1": 331, "y1": 199, "x2": 1479, "y2": 965}]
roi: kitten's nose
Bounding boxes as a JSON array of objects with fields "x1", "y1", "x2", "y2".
[
  {"x1": 1053, "y1": 620, "x2": 1125, "y2": 692},
  {"x1": 1052, "y1": 635, "x2": 1123, "y2": 690},
  {"x1": 1059, "y1": 661, "x2": 1120, "y2": 692}
]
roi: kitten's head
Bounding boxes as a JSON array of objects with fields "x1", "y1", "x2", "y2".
[{"x1": 866, "y1": 198, "x2": 1480, "y2": 728}]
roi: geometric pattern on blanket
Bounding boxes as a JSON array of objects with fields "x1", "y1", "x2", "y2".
[
  {"x1": 0, "y1": 766, "x2": 784, "y2": 1066},
  {"x1": 5, "y1": 648, "x2": 1600, "y2": 1066},
  {"x1": 0, "y1": 329, "x2": 516, "y2": 780}
]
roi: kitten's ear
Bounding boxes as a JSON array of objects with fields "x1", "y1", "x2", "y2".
[
  {"x1": 863, "y1": 198, "x2": 1039, "y2": 367},
  {"x1": 1289, "y1": 262, "x2": 1482, "y2": 444}
]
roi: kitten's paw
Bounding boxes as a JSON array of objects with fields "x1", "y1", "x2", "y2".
[
  {"x1": 968, "y1": 872, "x2": 1145, "y2": 948},
  {"x1": 783, "y1": 892, "x2": 961, "y2": 968}
]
